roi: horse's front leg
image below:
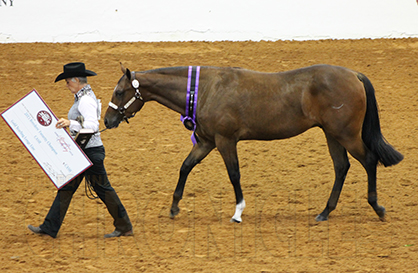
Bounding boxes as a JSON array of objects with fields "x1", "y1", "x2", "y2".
[
  {"x1": 215, "y1": 135, "x2": 245, "y2": 223},
  {"x1": 170, "y1": 139, "x2": 215, "y2": 218}
]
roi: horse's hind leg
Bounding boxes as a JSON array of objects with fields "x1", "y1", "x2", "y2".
[
  {"x1": 316, "y1": 133, "x2": 350, "y2": 221},
  {"x1": 330, "y1": 135, "x2": 385, "y2": 220},
  {"x1": 345, "y1": 140, "x2": 385, "y2": 219},
  {"x1": 364, "y1": 155, "x2": 386, "y2": 219},
  {"x1": 170, "y1": 139, "x2": 215, "y2": 218}
]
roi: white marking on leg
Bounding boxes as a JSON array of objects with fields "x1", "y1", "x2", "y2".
[{"x1": 231, "y1": 199, "x2": 246, "y2": 223}]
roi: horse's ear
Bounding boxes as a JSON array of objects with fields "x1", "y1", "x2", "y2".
[
  {"x1": 120, "y1": 62, "x2": 126, "y2": 74},
  {"x1": 126, "y1": 68, "x2": 131, "y2": 80},
  {"x1": 120, "y1": 62, "x2": 131, "y2": 80}
]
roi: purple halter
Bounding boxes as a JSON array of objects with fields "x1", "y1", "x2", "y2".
[{"x1": 181, "y1": 66, "x2": 200, "y2": 144}]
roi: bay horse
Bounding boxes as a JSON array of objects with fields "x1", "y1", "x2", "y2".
[{"x1": 104, "y1": 64, "x2": 403, "y2": 223}]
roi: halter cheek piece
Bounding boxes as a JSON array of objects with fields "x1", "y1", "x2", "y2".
[{"x1": 108, "y1": 72, "x2": 143, "y2": 123}]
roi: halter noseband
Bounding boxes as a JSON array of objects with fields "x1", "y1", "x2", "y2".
[{"x1": 108, "y1": 71, "x2": 143, "y2": 123}]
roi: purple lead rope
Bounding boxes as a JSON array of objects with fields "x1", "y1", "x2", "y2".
[{"x1": 181, "y1": 66, "x2": 200, "y2": 145}]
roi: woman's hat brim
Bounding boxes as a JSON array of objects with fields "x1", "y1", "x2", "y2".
[{"x1": 55, "y1": 69, "x2": 97, "y2": 82}]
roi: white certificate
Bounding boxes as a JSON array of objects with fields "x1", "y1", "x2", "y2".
[{"x1": 1, "y1": 89, "x2": 92, "y2": 189}]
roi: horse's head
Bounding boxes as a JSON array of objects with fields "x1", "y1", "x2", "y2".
[{"x1": 104, "y1": 63, "x2": 145, "y2": 129}]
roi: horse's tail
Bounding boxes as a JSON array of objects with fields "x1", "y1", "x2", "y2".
[{"x1": 357, "y1": 73, "x2": 404, "y2": 167}]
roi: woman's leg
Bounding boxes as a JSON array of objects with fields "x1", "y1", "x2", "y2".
[{"x1": 38, "y1": 175, "x2": 84, "y2": 238}]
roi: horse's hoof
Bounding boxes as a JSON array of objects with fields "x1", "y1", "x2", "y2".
[
  {"x1": 169, "y1": 207, "x2": 180, "y2": 219},
  {"x1": 315, "y1": 214, "x2": 328, "y2": 222},
  {"x1": 230, "y1": 217, "x2": 242, "y2": 223},
  {"x1": 376, "y1": 206, "x2": 386, "y2": 219}
]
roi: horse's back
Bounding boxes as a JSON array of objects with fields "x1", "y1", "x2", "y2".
[{"x1": 197, "y1": 65, "x2": 366, "y2": 141}]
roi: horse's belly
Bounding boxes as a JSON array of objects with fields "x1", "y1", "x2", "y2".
[{"x1": 240, "y1": 120, "x2": 316, "y2": 141}]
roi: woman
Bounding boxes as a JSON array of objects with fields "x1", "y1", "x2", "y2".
[{"x1": 28, "y1": 62, "x2": 133, "y2": 238}]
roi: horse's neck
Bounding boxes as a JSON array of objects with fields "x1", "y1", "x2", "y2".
[{"x1": 140, "y1": 70, "x2": 189, "y2": 115}]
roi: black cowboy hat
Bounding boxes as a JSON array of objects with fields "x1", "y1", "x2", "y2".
[{"x1": 55, "y1": 62, "x2": 97, "y2": 82}]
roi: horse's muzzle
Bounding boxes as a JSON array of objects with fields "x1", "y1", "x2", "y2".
[{"x1": 104, "y1": 116, "x2": 120, "y2": 129}]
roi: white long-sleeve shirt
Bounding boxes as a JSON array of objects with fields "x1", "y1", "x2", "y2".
[
  {"x1": 69, "y1": 95, "x2": 100, "y2": 133},
  {"x1": 68, "y1": 84, "x2": 102, "y2": 149}
]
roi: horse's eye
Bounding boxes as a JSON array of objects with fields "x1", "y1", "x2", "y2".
[{"x1": 115, "y1": 90, "x2": 124, "y2": 98}]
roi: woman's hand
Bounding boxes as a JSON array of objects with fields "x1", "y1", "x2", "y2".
[{"x1": 56, "y1": 118, "x2": 70, "y2": 129}]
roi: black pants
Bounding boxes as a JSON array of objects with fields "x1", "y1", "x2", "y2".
[{"x1": 40, "y1": 146, "x2": 132, "y2": 238}]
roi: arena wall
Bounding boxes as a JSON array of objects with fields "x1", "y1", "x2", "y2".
[{"x1": 1, "y1": 0, "x2": 418, "y2": 43}]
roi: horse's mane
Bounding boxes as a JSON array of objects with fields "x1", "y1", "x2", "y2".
[
  {"x1": 141, "y1": 66, "x2": 249, "y2": 76},
  {"x1": 142, "y1": 66, "x2": 188, "y2": 75}
]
